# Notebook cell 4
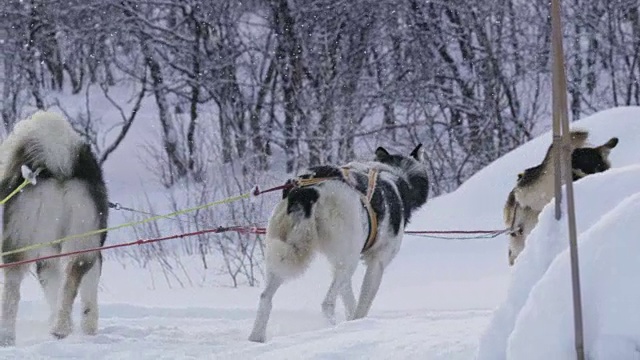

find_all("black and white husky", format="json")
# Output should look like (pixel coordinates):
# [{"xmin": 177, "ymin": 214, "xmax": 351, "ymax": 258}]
[
  {"xmin": 504, "ymin": 130, "xmax": 618, "ymax": 266},
  {"xmin": 249, "ymin": 145, "xmax": 429, "ymax": 343},
  {"xmin": 0, "ymin": 111, "xmax": 108, "ymax": 345}
]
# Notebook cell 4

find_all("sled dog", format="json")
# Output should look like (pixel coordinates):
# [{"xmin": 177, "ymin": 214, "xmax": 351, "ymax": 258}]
[
  {"xmin": 0, "ymin": 111, "xmax": 108, "ymax": 345},
  {"xmin": 248, "ymin": 144, "xmax": 430, "ymax": 342},
  {"xmin": 504, "ymin": 130, "xmax": 618, "ymax": 265}
]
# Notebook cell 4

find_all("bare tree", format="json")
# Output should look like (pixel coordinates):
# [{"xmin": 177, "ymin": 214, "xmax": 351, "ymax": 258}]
[{"xmin": 3, "ymin": 0, "xmax": 640, "ymax": 283}]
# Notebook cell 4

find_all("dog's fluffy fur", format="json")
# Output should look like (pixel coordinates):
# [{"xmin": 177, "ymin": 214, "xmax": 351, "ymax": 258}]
[
  {"xmin": 504, "ymin": 130, "xmax": 618, "ymax": 266},
  {"xmin": 248, "ymin": 145, "xmax": 429, "ymax": 343},
  {"xmin": 0, "ymin": 111, "xmax": 108, "ymax": 346}
]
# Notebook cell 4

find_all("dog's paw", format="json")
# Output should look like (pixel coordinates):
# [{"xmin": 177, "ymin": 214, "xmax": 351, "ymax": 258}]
[
  {"xmin": 324, "ymin": 314, "xmax": 337, "ymax": 326},
  {"xmin": 50, "ymin": 317, "xmax": 73, "ymax": 340},
  {"xmin": 248, "ymin": 332, "xmax": 266, "ymax": 343},
  {"xmin": 81, "ymin": 321, "xmax": 98, "ymax": 336},
  {"xmin": 344, "ymin": 311, "xmax": 355, "ymax": 321},
  {"xmin": 321, "ymin": 302, "xmax": 337, "ymax": 325},
  {"xmin": 0, "ymin": 330, "xmax": 15, "ymax": 347},
  {"xmin": 81, "ymin": 309, "xmax": 99, "ymax": 336}
]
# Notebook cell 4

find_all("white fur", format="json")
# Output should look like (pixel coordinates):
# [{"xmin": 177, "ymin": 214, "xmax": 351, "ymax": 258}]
[
  {"xmin": 0, "ymin": 110, "xmax": 83, "ymax": 180},
  {"xmin": 514, "ymin": 172, "xmax": 555, "ymax": 212},
  {"xmin": 0, "ymin": 111, "xmax": 102, "ymax": 346},
  {"xmin": 506, "ymin": 204, "xmax": 539, "ymax": 265},
  {"xmin": 249, "ymin": 174, "xmax": 405, "ymax": 343},
  {"xmin": 506, "ymin": 130, "xmax": 618, "ymax": 266}
]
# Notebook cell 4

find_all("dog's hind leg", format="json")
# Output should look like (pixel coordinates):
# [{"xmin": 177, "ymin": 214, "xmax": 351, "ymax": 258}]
[
  {"xmin": 0, "ymin": 261, "xmax": 27, "ymax": 346},
  {"xmin": 353, "ymin": 258, "xmax": 384, "ymax": 320},
  {"xmin": 340, "ymin": 280, "xmax": 357, "ymax": 321},
  {"xmin": 322, "ymin": 262, "xmax": 358, "ymax": 324},
  {"xmin": 79, "ymin": 254, "xmax": 101, "ymax": 335},
  {"xmin": 36, "ymin": 259, "xmax": 62, "ymax": 326},
  {"xmin": 248, "ymin": 271, "xmax": 283, "ymax": 343},
  {"xmin": 51, "ymin": 256, "xmax": 95, "ymax": 339}
]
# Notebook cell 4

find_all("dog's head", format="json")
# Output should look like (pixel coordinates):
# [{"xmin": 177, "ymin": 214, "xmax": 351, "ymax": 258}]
[
  {"xmin": 375, "ymin": 143, "xmax": 430, "ymax": 206},
  {"xmin": 375, "ymin": 144, "xmax": 427, "ymax": 172},
  {"xmin": 571, "ymin": 137, "xmax": 618, "ymax": 179}
]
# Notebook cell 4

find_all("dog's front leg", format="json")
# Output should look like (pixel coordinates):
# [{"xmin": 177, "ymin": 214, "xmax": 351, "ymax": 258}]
[{"xmin": 248, "ymin": 272, "xmax": 283, "ymax": 343}]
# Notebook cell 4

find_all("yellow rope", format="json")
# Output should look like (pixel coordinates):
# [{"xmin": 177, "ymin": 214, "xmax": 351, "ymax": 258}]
[
  {"xmin": 296, "ymin": 177, "xmax": 332, "ymax": 187},
  {"xmin": 0, "ymin": 179, "xmax": 30, "ymax": 205},
  {"xmin": 361, "ymin": 168, "xmax": 380, "ymax": 252},
  {"xmin": 0, "ymin": 191, "xmax": 252, "ymax": 258},
  {"xmin": 1, "ymin": 174, "xmax": 346, "ymax": 258}
]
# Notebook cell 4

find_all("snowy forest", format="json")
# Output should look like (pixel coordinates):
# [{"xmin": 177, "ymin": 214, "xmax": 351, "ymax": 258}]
[
  {"xmin": 2, "ymin": 0, "xmax": 640, "ymax": 192},
  {"xmin": 1, "ymin": 0, "xmax": 639, "ymax": 285}
]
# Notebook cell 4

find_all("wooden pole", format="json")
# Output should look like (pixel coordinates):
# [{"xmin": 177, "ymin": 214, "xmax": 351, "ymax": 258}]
[{"xmin": 550, "ymin": 0, "xmax": 585, "ymax": 359}]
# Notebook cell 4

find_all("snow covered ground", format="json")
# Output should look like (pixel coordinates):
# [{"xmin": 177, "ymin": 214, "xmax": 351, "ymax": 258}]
[{"xmin": 1, "ymin": 106, "xmax": 639, "ymax": 358}]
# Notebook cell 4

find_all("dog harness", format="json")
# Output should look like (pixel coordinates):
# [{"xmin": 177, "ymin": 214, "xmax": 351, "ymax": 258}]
[
  {"xmin": 288, "ymin": 167, "xmax": 380, "ymax": 253},
  {"xmin": 340, "ymin": 167, "xmax": 380, "ymax": 253}
]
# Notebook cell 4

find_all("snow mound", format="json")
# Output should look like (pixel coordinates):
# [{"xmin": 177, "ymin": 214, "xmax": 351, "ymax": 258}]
[
  {"xmin": 508, "ymin": 190, "xmax": 640, "ymax": 359},
  {"xmin": 476, "ymin": 165, "xmax": 640, "ymax": 359},
  {"xmin": 476, "ymin": 157, "xmax": 640, "ymax": 356}
]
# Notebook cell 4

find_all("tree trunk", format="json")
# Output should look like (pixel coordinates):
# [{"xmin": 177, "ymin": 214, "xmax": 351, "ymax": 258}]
[
  {"xmin": 121, "ymin": 1, "xmax": 188, "ymax": 182},
  {"xmin": 187, "ymin": 14, "xmax": 202, "ymax": 175},
  {"xmin": 272, "ymin": 0, "xmax": 302, "ymax": 173},
  {"xmin": 250, "ymin": 59, "xmax": 275, "ymax": 170}
]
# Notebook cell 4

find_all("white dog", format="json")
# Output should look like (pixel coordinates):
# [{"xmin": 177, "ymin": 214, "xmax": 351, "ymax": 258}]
[
  {"xmin": 249, "ymin": 145, "xmax": 430, "ymax": 342},
  {"xmin": 504, "ymin": 130, "xmax": 618, "ymax": 265},
  {"xmin": 0, "ymin": 111, "xmax": 109, "ymax": 345}
]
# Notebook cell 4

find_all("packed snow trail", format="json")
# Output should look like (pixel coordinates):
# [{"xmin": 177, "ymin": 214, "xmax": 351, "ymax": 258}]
[{"xmin": 1, "ymin": 297, "xmax": 490, "ymax": 359}]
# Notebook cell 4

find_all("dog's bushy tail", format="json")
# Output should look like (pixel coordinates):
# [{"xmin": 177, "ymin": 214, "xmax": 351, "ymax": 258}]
[
  {"xmin": 286, "ymin": 187, "xmax": 320, "ymax": 220},
  {"xmin": 265, "ymin": 187, "xmax": 320, "ymax": 279},
  {"xmin": 541, "ymin": 129, "xmax": 589, "ymax": 164},
  {"xmin": 0, "ymin": 111, "xmax": 82, "ymax": 182}
]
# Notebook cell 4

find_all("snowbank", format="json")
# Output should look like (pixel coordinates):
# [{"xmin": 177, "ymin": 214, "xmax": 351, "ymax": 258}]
[
  {"xmin": 476, "ymin": 165, "xmax": 640, "ymax": 359},
  {"xmin": 476, "ymin": 106, "xmax": 640, "ymax": 360},
  {"xmin": 506, "ymin": 190, "xmax": 640, "ymax": 359}
]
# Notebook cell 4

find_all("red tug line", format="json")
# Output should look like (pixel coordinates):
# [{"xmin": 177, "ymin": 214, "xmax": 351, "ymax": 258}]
[
  {"xmin": 0, "ymin": 226, "xmax": 507, "ymax": 270},
  {"xmin": 0, "ymin": 174, "xmax": 506, "ymax": 269}
]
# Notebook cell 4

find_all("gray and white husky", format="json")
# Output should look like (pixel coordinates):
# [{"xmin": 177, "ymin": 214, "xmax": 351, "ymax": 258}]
[
  {"xmin": 504, "ymin": 130, "xmax": 618, "ymax": 266},
  {"xmin": 249, "ymin": 145, "xmax": 429, "ymax": 343},
  {"xmin": 0, "ymin": 111, "xmax": 108, "ymax": 345}
]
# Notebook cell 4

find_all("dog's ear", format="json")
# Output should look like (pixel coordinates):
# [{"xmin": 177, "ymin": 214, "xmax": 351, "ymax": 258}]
[
  {"xmin": 603, "ymin": 137, "xmax": 618, "ymax": 149},
  {"xmin": 597, "ymin": 137, "xmax": 619, "ymax": 158},
  {"xmin": 410, "ymin": 143, "xmax": 424, "ymax": 162},
  {"xmin": 569, "ymin": 129, "xmax": 589, "ymax": 149},
  {"xmin": 375, "ymin": 147, "xmax": 391, "ymax": 161}
]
